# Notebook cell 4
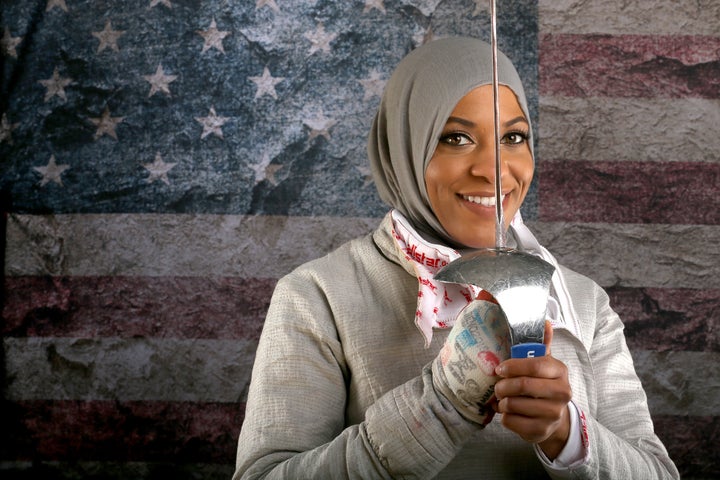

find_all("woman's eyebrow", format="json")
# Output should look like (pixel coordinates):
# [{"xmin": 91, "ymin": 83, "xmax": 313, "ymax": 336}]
[
  {"xmin": 505, "ymin": 115, "xmax": 528, "ymax": 128},
  {"xmin": 446, "ymin": 116, "xmax": 476, "ymax": 127},
  {"xmin": 445, "ymin": 115, "xmax": 528, "ymax": 128}
]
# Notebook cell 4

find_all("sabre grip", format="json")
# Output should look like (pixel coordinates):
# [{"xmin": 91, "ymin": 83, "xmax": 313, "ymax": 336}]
[{"xmin": 511, "ymin": 343, "xmax": 546, "ymax": 359}]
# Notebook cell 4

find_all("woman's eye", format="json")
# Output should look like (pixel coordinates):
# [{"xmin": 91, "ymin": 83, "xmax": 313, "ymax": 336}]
[
  {"xmin": 502, "ymin": 131, "xmax": 527, "ymax": 145},
  {"xmin": 440, "ymin": 133, "xmax": 472, "ymax": 146}
]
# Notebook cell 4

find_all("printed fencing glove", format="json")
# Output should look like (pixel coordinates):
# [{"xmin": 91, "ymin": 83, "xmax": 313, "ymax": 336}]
[{"xmin": 432, "ymin": 298, "xmax": 511, "ymax": 424}]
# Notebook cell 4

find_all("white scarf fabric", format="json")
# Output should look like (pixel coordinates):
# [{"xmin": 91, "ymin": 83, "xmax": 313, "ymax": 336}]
[{"xmin": 390, "ymin": 210, "xmax": 480, "ymax": 347}]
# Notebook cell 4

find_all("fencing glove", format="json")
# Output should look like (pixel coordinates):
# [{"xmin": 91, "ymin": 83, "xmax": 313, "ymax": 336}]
[{"xmin": 432, "ymin": 297, "xmax": 510, "ymax": 424}]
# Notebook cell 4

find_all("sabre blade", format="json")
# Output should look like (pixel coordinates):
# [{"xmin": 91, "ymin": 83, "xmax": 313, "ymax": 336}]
[{"xmin": 490, "ymin": 0, "xmax": 505, "ymax": 248}]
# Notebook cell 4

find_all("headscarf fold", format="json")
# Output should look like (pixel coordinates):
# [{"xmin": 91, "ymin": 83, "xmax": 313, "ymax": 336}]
[{"xmin": 368, "ymin": 36, "xmax": 533, "ymax": 246}]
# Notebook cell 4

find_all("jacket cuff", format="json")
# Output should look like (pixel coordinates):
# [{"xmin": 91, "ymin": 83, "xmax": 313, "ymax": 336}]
[{"xmin": 535, "ymin": 401, "xmax": 590, "ymax": 476}]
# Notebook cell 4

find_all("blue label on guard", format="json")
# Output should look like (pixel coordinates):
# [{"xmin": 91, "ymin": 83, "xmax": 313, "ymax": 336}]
[{"xmin": 511, "ymin": 343, "xmax": 546, "ymax": 359}]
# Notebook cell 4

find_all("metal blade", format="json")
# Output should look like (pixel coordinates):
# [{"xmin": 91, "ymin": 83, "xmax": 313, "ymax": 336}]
[{"xmin": 490, "ymin": 0, "xmax": 505, "ymax": 248}]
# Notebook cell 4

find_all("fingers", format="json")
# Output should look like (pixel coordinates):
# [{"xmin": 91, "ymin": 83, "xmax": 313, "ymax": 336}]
[
  {"xmin": 496, "ymin": 399, "xmax": 569, "ymax": 445},
  {"xmin": 495, "ymin": 354, "xmax": 567, "ymax": 381},
  {"xmin": 493, "ymin": 370, "xmax": 572, "ymax": 445},
  {"xmin": 496, "ymin": 396, "xmax": 565, "ymax": 416},
  {"xmin": 494, "ymin": 373, "xmax": 572, "ymax": 402}
]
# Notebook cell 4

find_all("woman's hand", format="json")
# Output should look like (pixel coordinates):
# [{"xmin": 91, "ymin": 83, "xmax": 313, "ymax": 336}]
[{"xmin": 492, "ymin": 321, "xmax": 572, "ymax": 460}]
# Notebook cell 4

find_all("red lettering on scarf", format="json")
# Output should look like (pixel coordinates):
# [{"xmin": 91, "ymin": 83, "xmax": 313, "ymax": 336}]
[
  {"xmin": 579, "ymin": 410, "xmax": 589, "ymax": 448},
  {"xmin": 405, "ymin": 243, "xmax": 449, "ymax": 269},
  {"xmin": 419, "ymin": 277, "xmax": 438, "ymax": 294}
]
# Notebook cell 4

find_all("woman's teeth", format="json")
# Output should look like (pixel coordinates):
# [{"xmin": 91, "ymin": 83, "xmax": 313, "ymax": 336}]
[{"xmin": 463, "ymin": 194, "xmax": 505, "ymax": 207}]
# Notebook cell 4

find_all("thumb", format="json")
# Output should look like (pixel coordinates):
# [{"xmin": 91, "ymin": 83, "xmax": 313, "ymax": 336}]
[{"xmin": 544, "ymin": 320, "xmax": 553, "ymax": 356}]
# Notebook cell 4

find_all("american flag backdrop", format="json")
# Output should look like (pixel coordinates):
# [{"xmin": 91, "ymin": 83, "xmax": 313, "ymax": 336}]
[{"xmin": 1, "ymin": 0, "xmax": 718, "ymax": 478}]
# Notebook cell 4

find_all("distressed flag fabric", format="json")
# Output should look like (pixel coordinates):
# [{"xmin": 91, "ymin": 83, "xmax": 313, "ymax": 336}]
[{"xmin": 1, "ymin": 0, "xmax": 718, "ymax": 478}]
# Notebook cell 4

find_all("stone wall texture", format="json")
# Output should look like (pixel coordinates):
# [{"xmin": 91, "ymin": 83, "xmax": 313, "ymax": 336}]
[{"xmin": 1, "ymin": 0, "xmax": 718, "ymax": 478}]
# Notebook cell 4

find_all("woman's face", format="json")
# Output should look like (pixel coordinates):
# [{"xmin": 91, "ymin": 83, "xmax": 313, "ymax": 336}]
[{"xmin": 425, "ymin": 85, "xmax": 534, "ymax": 249}]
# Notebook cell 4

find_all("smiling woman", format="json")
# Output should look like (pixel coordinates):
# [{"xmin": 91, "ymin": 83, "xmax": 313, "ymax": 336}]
[
  {"xmin": 233, "ymin": 37, "xmax": 679, "ymax": 479},
  {"xmin": 426, "ymin": 85, "xmax": 534, "ymax": 249}
]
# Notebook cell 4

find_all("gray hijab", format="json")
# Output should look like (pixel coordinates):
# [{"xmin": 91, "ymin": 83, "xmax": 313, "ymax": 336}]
[{"xmin": 368, "ymin": 36, "xmax": 533, "ymax": 245}]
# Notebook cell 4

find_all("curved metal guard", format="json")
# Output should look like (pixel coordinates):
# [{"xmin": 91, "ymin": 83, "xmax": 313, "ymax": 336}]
[{"xmin": 435, "ymin": 248, "xmax": 555, "ymax": 349}]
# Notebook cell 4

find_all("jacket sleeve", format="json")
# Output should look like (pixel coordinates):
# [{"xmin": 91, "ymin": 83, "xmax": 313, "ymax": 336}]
[
  {"xmin": 232, "ymin": 269, "xmax": 481, "ymax": 480},
  {"xmin": 544, "ymin": 279, "xmax": 679, "ymax": 479}
]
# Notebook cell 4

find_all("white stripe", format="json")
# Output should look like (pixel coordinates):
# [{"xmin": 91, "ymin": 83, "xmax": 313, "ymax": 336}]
[
  {"xmin": 5, "ymin": 336, "xmax": 717, "ymax": 415},
  {"xmin": 4, "ymin": 337, "xmax": 257, "ymax": 403},
  {"xmin": 539, "ymin": 97, "xmax": 720, "ymax": 163},
  {"xmin": 527, "ymin": 221, "xmax": 720, "ymax": 290},
  {"xmin": 7, "ymin": 214, "xmax": 718, "ymax": 289},
  {"xmin": 632, "ymin": 350, "xmax": 720, "ymax": 416},
  {"xmin": 539, "ymin": 0, "xmax": 720, "ymax": 35},
  {"xmin": 5, "ymin": 213, "xmax": 380, "ymax": 278}
]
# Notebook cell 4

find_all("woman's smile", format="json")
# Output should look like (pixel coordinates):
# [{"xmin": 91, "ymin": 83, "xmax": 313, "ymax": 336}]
[{"xmin": 460, "ymin": 193, "xmax": 506, "ymax": 208}]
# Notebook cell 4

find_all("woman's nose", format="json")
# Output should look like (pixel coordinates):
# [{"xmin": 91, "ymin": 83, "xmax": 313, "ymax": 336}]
[{"xmin": 469, "ymin": 144, "xmax": 508, "ymax": 181}]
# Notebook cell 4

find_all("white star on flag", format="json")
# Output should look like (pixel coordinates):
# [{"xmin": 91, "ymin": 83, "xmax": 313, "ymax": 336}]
[
  {"xmin": 92, "ymin": 20, "xmax": 125, "ymax": 53},
  {"xmin": 46, "ymin": 0, "xmax": 69, "ymax": 12},
  {"xmin": 256, "ymin": 0, "xmax": 280, "ymax": 13},
  {"xmin": 197, "ymin": 19, "xmax": 230, "ymax": 54},
  {"xmin": 1, "ymin": 27, "xmax": 23, "ymax": 58},
  {"xmin": 263, "ymin": 164, "xmax": 283, "ymax": 186},
  {"xmin": 251, "ymin": 152, "xmax": 282, "ymax": 186},
  {"xmin": 471, "ymin": 0, "xmax": 489, "ymax": 17},
  {"xmin": 149, "ymin": 0, "xmax": 172, "ymax": 8},
  {"xmin": 356, "ymin": 165, "xmax": 374, "ymax": 188},
  {"xmin": 38, "ymin": 67, "xmax": 73, "ymax": 102},
  {"xmin": 249, "ymin": 67, "xmax": 284, "ymax": 100},
  {"xmin": 363, "ymin": 0, "xmax": 386, "ymax": 14},
  {"xmin": 1, "ymin": 113, "xmax": 19, "ymax": 145},
  {"xmin": 414, "ymin": 26, "xmax": 437, "ymax": 47},
  {"xmin": 195, "ymin": 106, "xmax": 230, "ymax": 139},
  {"xmin": 34, "ymin": 155, "xmax": 70, "ymax": 187},
  {"xmin": 304, "ymin": 110, "xmax": 337, "ymax": 141},
  {"xmin": 144, "ymin": 153, "xmax": 177, "ymax": 185},
  {"xmin": 358, "ymin": 69, "xmax": 386, "ymax": 101},
  {"xmin": 144, "ymin": 64, "xmax": 177, "ymax": 97},
  {"xmin": 304, "ymin": 23, "xmax": 337, "ymax": 56},
  {"xmin": 89, "ymin": 107, "xmax": 124, "ymax": 140}
]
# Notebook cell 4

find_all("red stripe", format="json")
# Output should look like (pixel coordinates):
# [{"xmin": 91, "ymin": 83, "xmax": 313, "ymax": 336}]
[
  {"xmin": 540, "ymin": 34, "xmax": 720, "ymax": 98},
  {"xmin": 538, "ymin": 160, "xmax": 720, "ymax": 225},
  {"xmin": 1, "ymin": 400, "xmax": 243, "ymax": 463},
  {"xmin": 5, "ymin": 277, "xmax": 719, "ymax": 352},
  {"xmin": 607, "ymin": 287, "xmax": 720, "ymax": 352},
  {"xmin": 2, "ymin": 276, "xmax": 275, "ymax": 339},
  {"xmin": 653, "ymin": 415, "xmax": 720, "ymax": 478},
  {"xmin": 0, "ymin": 400, "xmax": 713, "ymax": 477}
]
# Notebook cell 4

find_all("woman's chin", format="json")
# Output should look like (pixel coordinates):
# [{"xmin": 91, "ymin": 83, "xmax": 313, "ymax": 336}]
[{"xmin": 451, "ymin": 233, "xmax": 497, "ymax": 250}]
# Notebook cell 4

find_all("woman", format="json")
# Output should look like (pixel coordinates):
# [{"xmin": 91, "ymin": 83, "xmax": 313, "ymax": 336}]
[{"xmin": 233, "ymin": 37, "xmax": 678, "ymax": 479}]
